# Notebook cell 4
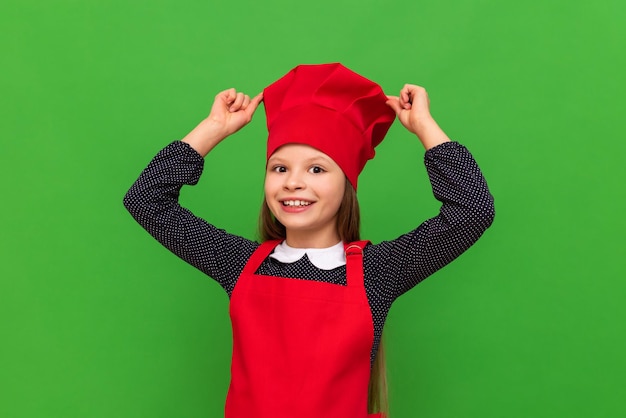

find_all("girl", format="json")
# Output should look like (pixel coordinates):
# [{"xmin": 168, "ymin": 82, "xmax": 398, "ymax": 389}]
[{"xmin": 124, "ymin": 63, "xmax": 495, "ymax": 418}]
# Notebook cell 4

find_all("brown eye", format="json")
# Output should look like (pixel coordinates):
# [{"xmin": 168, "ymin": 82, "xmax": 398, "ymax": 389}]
[{"xmin": 309, "ymin": 166, "xmax": 325, "ymax": 174}]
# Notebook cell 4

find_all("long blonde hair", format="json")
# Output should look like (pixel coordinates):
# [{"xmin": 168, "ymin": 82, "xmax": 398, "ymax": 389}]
[{"xmin": 259, "ymin": 177, "xmax": 389, "ymax": 416}]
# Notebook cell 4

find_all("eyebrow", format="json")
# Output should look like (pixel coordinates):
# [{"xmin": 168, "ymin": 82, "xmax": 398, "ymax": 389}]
[{"xmin": 267, "ymin": 155, "xmax": 333, "ymax": 165}]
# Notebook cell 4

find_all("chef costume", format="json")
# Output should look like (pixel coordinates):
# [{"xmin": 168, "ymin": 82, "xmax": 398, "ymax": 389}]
[{"xmin": 225, "ymin": 63, "xmax": 396, "ymax": 418}]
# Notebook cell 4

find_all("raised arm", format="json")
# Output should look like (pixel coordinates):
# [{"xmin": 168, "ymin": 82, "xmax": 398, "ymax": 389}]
[
  {"xmin": 373, "ymin": 85, "xmax": 495, "ymax": 297},
  {"xmin": 123, "ymin": 89, "xmax": 263, "ymax": 296}
]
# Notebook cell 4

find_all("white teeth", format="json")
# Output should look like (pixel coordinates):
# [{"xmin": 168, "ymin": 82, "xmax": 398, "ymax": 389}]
[{"xmin": 283, "ymin": 200, "xmax": 311, "ymax": 207}]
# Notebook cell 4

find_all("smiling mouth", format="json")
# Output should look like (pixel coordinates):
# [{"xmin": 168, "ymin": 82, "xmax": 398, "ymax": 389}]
[{"xmin": 281, "ymin": 200, "xmax": 312, "ymax": 207}]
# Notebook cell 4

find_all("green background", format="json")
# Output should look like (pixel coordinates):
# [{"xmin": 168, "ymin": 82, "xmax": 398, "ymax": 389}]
[{"xmin": 1, "ymin": 0, "xmax": 624, "ymax": 417}]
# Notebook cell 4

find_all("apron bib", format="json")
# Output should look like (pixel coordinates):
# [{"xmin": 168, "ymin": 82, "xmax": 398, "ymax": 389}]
[{"xmin": 226, "ymin": 240, "xmax": 381, "ymax": 418}]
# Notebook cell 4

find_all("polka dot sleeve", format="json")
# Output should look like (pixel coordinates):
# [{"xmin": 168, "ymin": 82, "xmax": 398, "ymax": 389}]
[
  {"xmin": 369, "ymin": 141, "xmax": 495, "ymax": 298},
  {"xmin": 123, "ymin": 141, "xmax": 259, "ymax": 294}
]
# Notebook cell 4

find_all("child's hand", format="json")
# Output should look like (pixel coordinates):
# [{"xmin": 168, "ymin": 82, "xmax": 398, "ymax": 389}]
[
  {"xmin": 386, "ymin": 84, "xmax": 450, "ymax": 150},
  {"xmin": 385, "ymin": 84, "xmax": 432, "ymax": 136},
  {"xmin": 207, "ymin": 88, "xmax": 264, "ymax": 137},
  {"xmin": 182, "ymin": 89, "xmax": 263, "ymax": 157}
]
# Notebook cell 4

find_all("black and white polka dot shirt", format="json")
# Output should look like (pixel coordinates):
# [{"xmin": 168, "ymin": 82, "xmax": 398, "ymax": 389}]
[{"xmin": 124, "ymin": 141, "xmax": 495, "ymax": 365}]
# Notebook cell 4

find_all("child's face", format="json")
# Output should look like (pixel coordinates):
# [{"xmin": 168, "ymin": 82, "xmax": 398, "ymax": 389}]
[{"xmin": 265, "ymin": 144, "xmax": 346, "ymax": 247}]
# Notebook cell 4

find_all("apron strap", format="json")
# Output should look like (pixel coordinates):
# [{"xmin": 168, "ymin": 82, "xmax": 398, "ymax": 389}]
[
  {"xmin": 344, "ymin": 240, "xmax": 369, "ymax": 288},
  {"xmin": 242, "ymin": 240, "xmax": 281, "ymax": 275},
  {"xmin": 245, "ymin": 240, "xmax": 369, "ymax": 288}
]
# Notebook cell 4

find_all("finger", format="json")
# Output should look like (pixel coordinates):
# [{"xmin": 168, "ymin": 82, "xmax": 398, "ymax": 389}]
[
  {"xmin": 222, "ymin": 88, "xmax": 237, "ymax": 105},
  {"xmin": 241, "ymin": 94, "xmax": 251, "ymax": 109},
  {"xmin": 400, "ymin": 86, "xmax": 412, "ymax": 109},
  {"xmin": 241, "ymin": 92, "xmax": 264, "ymax": 120},
  {"xmin": 229, "ymin": 92, "xmax": 246, "ymax": 111},
  {"xmin": 403, "ymin": 83, "xmax": 421, "ymax": 92},
  {"xmin": 385, "ymin": 96, "xmax": 403, "ymax": 115},
  {"xmin": 406, "ymin": 84, "xmax": 427, "ymax": 98},
  {"xmin": 245, "ymin": 92, "xmax": 264, "ymax": 114}
]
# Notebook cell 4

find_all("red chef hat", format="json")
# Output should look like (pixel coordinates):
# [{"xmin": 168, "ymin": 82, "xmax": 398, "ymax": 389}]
[{"xmin": 263, "ymin": 63, "xmax": 396, "ymax": 190}]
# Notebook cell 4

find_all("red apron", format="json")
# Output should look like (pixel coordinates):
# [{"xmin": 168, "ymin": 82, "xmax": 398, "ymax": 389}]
[{"xmin": 225, "ymin": 240, "xmax": 382, "ymax": 418}]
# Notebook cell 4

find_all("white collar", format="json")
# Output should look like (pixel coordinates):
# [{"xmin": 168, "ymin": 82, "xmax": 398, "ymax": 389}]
[{"xmin": 269, "ymin": 240, "xmax": 346, "ymax": 270}]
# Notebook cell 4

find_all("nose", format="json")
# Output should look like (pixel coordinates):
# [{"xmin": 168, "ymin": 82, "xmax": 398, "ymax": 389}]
[{"xmin": 283, "ymin": 171, "xmax": 305, "ymax": 191}]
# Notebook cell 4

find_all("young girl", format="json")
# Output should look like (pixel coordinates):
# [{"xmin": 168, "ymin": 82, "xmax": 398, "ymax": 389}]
[{"xmin": 124, "ymin": 63, "xmax": 495, "ymax": 418}]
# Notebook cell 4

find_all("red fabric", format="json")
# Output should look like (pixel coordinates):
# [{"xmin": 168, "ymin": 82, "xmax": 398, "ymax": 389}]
[
  {"xmin": 225, "ymin": 240, "xmax": 381, "ymax": 418},
  {"xmin": 263, "ymin": 63, "xmax": 396, "ymax": 190}
]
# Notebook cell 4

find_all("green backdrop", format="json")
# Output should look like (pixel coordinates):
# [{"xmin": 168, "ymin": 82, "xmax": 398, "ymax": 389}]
[{"xmin": 1, "ymin": 0, "xmax": 624, "ymax": 417}]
